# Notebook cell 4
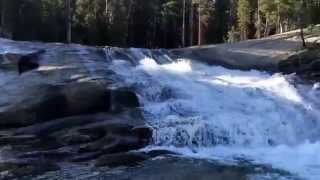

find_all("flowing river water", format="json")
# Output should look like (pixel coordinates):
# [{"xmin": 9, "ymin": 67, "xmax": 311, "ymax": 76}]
[{"xmin": 105, "ymin": 48, "xmax": 320, "ymax": 180}]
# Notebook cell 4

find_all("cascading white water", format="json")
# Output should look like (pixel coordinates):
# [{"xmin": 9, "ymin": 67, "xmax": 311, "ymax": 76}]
[{"xmin": 107, "ymin": 48, "xmax": 320, "ymax": 180}]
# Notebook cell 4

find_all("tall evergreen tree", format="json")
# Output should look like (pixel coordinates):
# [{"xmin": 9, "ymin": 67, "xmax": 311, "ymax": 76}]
[
  {"xmin": 67, "ymin": 0, "xmax": 72, "ymax": 43},
  {"xmin": 209, "ymin": 0, "xmax": 231, "ymax": 43},
  {"xmin": 182, "ymin": 0, "xmax": 186, "ymax": 47},
  {"xmin": 0, "ymin": 0, "xmax": 319, "ymax": 47},
  {"xmin": 189, "ymin": 0, "xmax": 194, "ymax": 46},
  {"xmin": 238, "ymin": 0, "xmax": 251, "ymax": 40}
]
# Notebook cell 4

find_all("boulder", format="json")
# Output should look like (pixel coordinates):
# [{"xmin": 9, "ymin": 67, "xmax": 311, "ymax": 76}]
[
  {"xmin": 0, "ymin": 84, "xmax": 68, "ymax": 128},
  {"xmin": 0, "ymin": 135, "xmax": 37, "ymax": 145},
  {"xmin": 0, "ymin": 39, "xmax": 116, "ymax": 128},
  {"xmin": 61, "ymin": 81, "xmax": 111, "ymax": 115},
  {"xmin": 95, "ymin": 152, "xmax": 149, "ymax": 167},
  {"xmin": 0, "ymin": 53, "xmax": 21, "ymax": 71},
  {"xmin": 78, "ymin": 124, "xmax": 151, "ymax": 154},
  {"xmin": 308, "ymin": 59, "xmax": 320, "ymax": 71},
  {"xmin": 7, "ymin": 112, "xmax": 152, "ymax": 162},
  {"xmin": 18, "ymin": 50, "xmax": 45, "ymax": 74},
  {"xmin": 110, "ymin": 88, "xmax": 140, "ymax": 113},
  {"xmin": 17, "ymin": 150, "xmax": 72, "ymax": 161},
  {"xmin": 0, "ymin": 161, "xmax": 59, "ymax": 179},
  {"xmin": 278, "ymin": 49, "xmax": 320, "ymax": 75},
  {"xmin": 0, "ymin": 38, "xmax": 155, "ymax": 178}
]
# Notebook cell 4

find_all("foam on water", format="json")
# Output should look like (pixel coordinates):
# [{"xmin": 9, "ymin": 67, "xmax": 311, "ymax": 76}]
[
  {"xmin": 143, "ymin": 142, "xmax": 320, "ymax": 180},
  {"xmin": 109, "ymin": 48, "xmax": 320, "ymax": 180}
]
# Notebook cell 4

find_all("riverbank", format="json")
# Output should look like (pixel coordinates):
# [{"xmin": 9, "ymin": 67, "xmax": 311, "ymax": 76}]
[{"xmin": 172, "ymin": 26, "xmax": 320, "ymax": 72}]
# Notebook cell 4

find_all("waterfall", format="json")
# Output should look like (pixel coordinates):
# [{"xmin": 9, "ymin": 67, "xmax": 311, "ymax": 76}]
[{"xmin": 105, "ymin": 47, "xmax": 320, "ymax": 179}]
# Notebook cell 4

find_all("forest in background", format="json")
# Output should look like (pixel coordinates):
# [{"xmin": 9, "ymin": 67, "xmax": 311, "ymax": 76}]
[{"xmin": 0, "ymin": 0, "xmax": 320, "ymax": 48}]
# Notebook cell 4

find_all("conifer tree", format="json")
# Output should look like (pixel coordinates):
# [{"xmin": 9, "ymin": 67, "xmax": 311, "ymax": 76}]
[{"xmin": 238, "ymin": 0, "xmax": 251, "ymax": 40}]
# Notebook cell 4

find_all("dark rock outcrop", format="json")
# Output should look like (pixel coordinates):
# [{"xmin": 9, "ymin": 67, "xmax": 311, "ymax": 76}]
[
  {"xmin": 18, "ymin": 50, "xmax": 45, "ymax": 74},
  {"xmin": 0, "ymin": 38, "xmax": 143, "ymax": 128},
  {"xmin": 110, "ymin": 88, "xmax": 140, "ymax": 112},
  {"xmin": 278, "ymin": 49, "xmax": 320, "ymax": 80},
  {"xmin": 0, "ymin": 38, "xmax": 154, "ymax": 178},
  {"xmin": 0, "ymin": 161, "xmax": 60, "ymax": 179},
  {"xmin": 95, "ymin": 152, "xmax": 149, "ymax": 167}
]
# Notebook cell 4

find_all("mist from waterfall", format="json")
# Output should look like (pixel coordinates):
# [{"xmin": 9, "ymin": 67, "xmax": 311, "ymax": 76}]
[{"xmin": 107, "ymin": 48, "xmax": 320, "ymax": 180}]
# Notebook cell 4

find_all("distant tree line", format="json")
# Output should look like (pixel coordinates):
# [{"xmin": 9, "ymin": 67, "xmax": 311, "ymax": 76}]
[{"xmin": 0, "ymin": 0, "xmax": 319, "ymax": 48}]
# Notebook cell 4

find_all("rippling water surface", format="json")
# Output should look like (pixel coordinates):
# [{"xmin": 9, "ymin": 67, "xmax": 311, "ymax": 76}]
[{"xmin": 109, "ymin": 48, "xmax": 320, "ymax": 180}]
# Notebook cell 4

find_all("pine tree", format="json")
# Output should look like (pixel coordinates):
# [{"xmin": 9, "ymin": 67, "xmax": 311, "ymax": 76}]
[
  {"xmin": 0, "ymin": 0, "xmax": 5, "ymax": 36},
  {"xmin": 198, "ymin": 0, "xmax": 202, "ymax": 45},
  {"xmin": 257, "ymin": 0, "xmax": 261, "ymax": 38},
  {"xmin": 0, "ymin": 0, "xmax": 319, "ymax": 47},
  {"xmin": 211, "ymin": 0, "xmax": 231, "ymax": 43},
  {"xmin": 299, "ymin": 0, "xmax": 307, "ymax": 48},
  {"xmin": 189, "ymin": 0, "xmax": 194, "ymax": 46},
  {"xmin": 67, "ymin": 0, "xmax": 72, "ymax": 43},
  {"xmin": 182, "ymin": 0, "xmax": 186, "ymax": 47},
  {"xmin": 238, "ymin": 0, "xmax": 251, "ymax": 40}
]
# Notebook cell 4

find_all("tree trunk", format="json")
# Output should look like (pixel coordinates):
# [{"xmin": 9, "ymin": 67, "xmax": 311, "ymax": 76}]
[
  {"xmin": 264, "ymin": 17, "xmax": 268, "ymax": 37},
  {"xmin": 163, "ymin": 14, "xmax": 168, "ymax": 48},
  {"xmin": 0, "ymin": 0, "xmax": 6, "ymax": 35},
  {"xmin": 198, "ymin": 0, "xmax": 202, "ymax": 46},
  {"xmin": 277, "ymin": 2, "xmax": 281, "ymax": 34},
  {"xmin": 189, "ymin": 0, "xmax": 194, "ymax": 46},
  {"xmin": 106, "ymin": 0, "xmax": 110, "ymax": 24},
  {"xmin": 300, "ymin": 0, "xmax": 306, "ymax": 48},
  {"xmin": 182, "ymin": 0, "xmax": 186, "ymax": 47},
  {"xmin": 126, "ymin": 0, "xmax": 134, "ymax": 46},
  {"xmin": 280, "ymin": 22, "xmax": 283, "ymax": 33},
  {"xmin": 242, "ymin": 28, "xmax": 247, "ymax": 40},
  {"xmin": 300, "ymin": 25, "xmax": 306, "ymax": 48},
  {"xmin": 257, "ymin": 0, "xmax": 261, "ymax": 38},
  {"xmin": 67, "ymin": 0, "xmax": 72, "ymax": 43},
  {"xmin": 285, "ymin": 18, "xmax": 289, "ymax": 32},
  {"xmin": 105, "ymin": 0, "xmax": 108, "ymax": 16}
]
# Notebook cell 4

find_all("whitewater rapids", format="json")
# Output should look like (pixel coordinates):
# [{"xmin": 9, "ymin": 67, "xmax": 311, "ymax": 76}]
[{"xmin": 108, "ymin": 48, "xmax": 320, "ymax": 180}]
